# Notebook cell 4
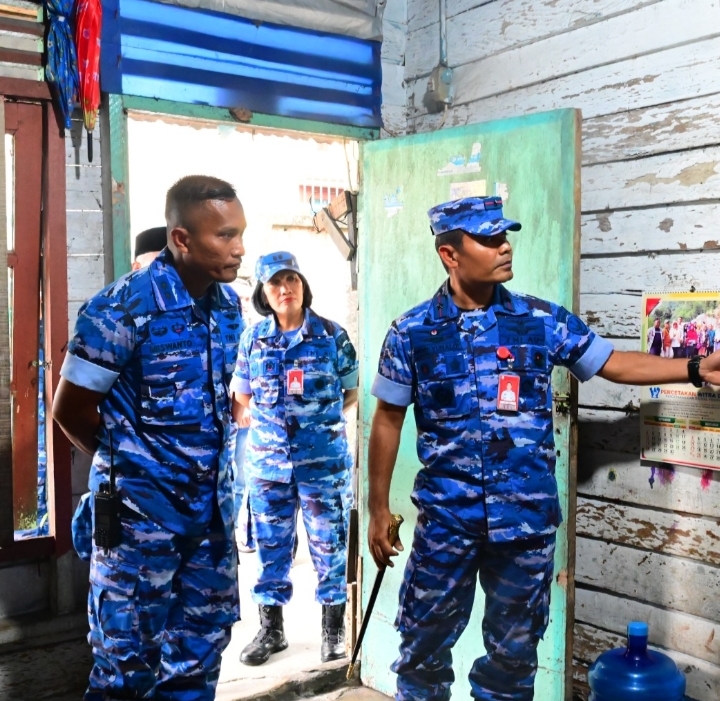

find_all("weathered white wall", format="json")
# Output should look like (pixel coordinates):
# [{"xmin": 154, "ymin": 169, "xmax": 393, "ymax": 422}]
[
  {"xmin": 397, "ymin": 1, "xmax": 720, "ymax": 699},
  {"xmin": 381, "ymin": 0, "xmax": 408, "ymax": 136},
  {"xmin": 66, "ymin": 111, "xmax": 106, "ymax": 612},
  {"xmin": 66, "ymin": 124, "xmax": 106, "ymax": 333}
]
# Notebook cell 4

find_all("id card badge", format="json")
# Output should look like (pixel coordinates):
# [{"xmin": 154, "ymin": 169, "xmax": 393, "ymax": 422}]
[
  {"xmin": 497, "ymin": 373, "xmax": 520, "ymax": 412},
  {"xmin": 287, "ymin": 367, "xmax": 304, "ymax": 395}
]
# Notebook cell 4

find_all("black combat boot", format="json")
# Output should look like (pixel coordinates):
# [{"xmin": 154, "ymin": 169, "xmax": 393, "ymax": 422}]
[
  {"xmin": 321, "ymin": 603, "xmax": 346, "ymax": 662},
  {"xmin": 240, "ymin": 605, "xmax": 288, "ymax": 666}
]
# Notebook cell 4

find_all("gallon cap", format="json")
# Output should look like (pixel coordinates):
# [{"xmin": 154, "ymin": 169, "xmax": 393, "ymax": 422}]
[{"xmin": 628, "ymin": 621, "xmax": 649, "ymax": 637}]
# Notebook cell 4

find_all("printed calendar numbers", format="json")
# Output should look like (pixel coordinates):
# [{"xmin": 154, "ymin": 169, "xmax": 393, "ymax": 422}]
[{"xmin": 642, "ymin": 422, "xmax": 720, "ymax": 468}]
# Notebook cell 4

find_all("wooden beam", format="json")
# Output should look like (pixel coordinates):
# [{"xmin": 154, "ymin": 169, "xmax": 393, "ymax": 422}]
[
  {"xmin": 0, "ymin": 75, "xmax": 48, "ymax": 99},
  {"xmin": 577, "ymin": 449, "xmax": 720, "ymax": 518},
  {"xmin": 576, "ymin": 536, "xmax": 720, "ymax": 621},
  {"xmin": 0, "ymin": 535, "xmax": 54, "ymax": 563},
  {"xmin": 577, "ymin": 496, "xmax": 720, "ymax": 566},
  {"xmin": 327, "ymin": 190, "xmax": 353, "ymax": 220},
  {"xmin": 107, "ymin": 94, "xmax": 131, "ymax": 279},
  {"xmin": 347, "ymin": 192, "xmax": 358, "ymax": 290},
  {"xmin": 122, "ymin": 95, "xmax": 379, "ymax": 142},
  {"xmin": 581, "ymin": 203, "xmax": 720, "ymax": 257},
  {"xmin": 0, "ymin": 48, "xmax": 41, "ymax": 65},
  {"xmin": 582, "ymin": 145, "xmax": 720, "ymax": 212},
  {"xmin": 0, "ymin": 96, "xmax": 11, "ymax": 547},
  {"xmin": 43, "ymin": 100, "xmax": 72, "ymax": 557},
  {"xmin": 0, "ymin": 16, "xmax": 44, "ymax": 36},
  {"xmin": 313, "ymin": 208, "xmax": 355, "ymax": 261},
  {"xmin": 0, "ymin": 2, "xmax": 42, "ymax": 21},
  {"xmin": 10, "ymin": 101, "xmax": 43, "ymax": 529}
]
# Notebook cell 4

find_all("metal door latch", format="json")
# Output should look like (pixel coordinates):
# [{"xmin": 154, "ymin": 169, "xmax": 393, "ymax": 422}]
[{"xmin": 553, "ymin": 393, "xmax": 570, "ymax": 415}]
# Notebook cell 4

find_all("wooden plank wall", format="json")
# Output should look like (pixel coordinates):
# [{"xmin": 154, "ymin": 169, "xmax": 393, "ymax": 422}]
[
  {"xmin": 66, "ymin": 110, "xmax": 104, "ymax": 611},
  {"xmin": 0, "ymin": 0, "xmax": 44, "ymax": 83},
  {"xmin": 381, "ymin": 0, "xmax": 408, "ymax": 136},
  {"xmin": 397, "ymin": 1, "xmax": 720, "ymax": 699}
]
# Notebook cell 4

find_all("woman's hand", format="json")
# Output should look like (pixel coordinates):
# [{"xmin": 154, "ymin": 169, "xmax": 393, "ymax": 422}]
[
  {"xmin": 232, "ymin": 392, "xmax": 252, "ymax": 426},
  {"xmin": 236, "ymin": 405, "xmax": 251, "ymax": 428}
]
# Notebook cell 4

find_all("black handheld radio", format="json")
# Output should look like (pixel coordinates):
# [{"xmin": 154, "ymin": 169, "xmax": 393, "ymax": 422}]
[{"xmin": 93, "ymin": 429, "xmax": 122, "ymax": 549}]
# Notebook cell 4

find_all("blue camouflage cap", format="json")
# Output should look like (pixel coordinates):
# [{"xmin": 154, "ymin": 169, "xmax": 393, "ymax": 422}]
[
  {"xmin": 255, "ymin": 251, "xmax": 302, "ymax": 283},
  {"xmin": 428, "ymin": 196, "xmax": 522, "ymax": 237}
]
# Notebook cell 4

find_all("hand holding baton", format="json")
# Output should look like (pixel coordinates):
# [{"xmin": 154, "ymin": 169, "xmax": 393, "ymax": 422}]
[{"xmin": 347, "ymin": 513, "xmax": 404, "ymax": 680}]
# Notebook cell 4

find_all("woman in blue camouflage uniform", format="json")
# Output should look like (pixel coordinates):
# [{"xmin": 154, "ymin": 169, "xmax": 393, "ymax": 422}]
[{"xmin": 231, "ymin": 251, "xmax": 358, "ymax": 666}]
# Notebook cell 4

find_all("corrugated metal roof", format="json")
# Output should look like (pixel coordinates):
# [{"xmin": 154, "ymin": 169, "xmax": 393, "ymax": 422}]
[{"xmin": 101, "ymin": 0, "xmax": 382, "ymax": 127}]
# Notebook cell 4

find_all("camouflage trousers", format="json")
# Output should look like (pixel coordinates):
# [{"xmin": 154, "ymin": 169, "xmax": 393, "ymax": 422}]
[
  {"xmin": 393, "ymin": 513, "xmax": 556, "ymax": 701},
  {"xmin": 84, "ymin": 507, "xmax": 239, "ymax": 701},
  {"xmin": 248, "ymin": 470, "xmax": 351, "ymax": 606}
]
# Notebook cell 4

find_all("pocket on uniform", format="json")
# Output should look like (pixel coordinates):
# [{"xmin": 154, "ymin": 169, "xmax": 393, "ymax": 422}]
[
  {"xmin": 414, "ymin": 349, "xmax": 473, "ymax": 420},
  {"xmin": 415, "ymin": 378, "xmax": 473, "ymax": 419},
  {"xmin": 71, "ymin": 493, "xmax": 93, "ymax": 561},
  {"xmin": 496, "ymin": 345, "xmax": 550, "ymax": 412},
  {"xmin": 300, "ymin": 370, "xmax": 337, "ymax": 401},
  {"xmin": 140, "ymin": 380, "xmax": 203, "ymax": 427},
  {"xmin": 394, "ymin": 555, "xmax": 418, "ymax": 632},
  {"xmin": 249, "ymin": 350, "xmax": 282, "ymax": 406},
  {"xmin": 251, "ymin": 376, "xmax": 280, "ymax": 405},
  {"xmin": 90, "ymin": 553, "xmax": 140, "ymax": 644},
  {"xmin": 516, "ymin": 373, "xmax": 550, "ymax": 412}
]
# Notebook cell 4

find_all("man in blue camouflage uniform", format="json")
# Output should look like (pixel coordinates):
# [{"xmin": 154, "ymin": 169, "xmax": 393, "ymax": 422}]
[
  {"xmin": 72, "ymin": 225, "xmax": 169, "ymax": 562},
  {"xmin": 367, "ymin": 196, "xmax": 720, "ymax": 701},
  {"xmin": 231, "ymin": 251, "xmax": 358, "ymax": 665},
  {"xmin": 53, "ymin": 175, "xmax": 247, "ymax": 701}
]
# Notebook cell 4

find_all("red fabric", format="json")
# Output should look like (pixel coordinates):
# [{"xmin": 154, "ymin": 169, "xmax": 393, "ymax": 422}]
[{"xmin": 74, "ymin": 0, "xmax": 102, "ymax": 133}]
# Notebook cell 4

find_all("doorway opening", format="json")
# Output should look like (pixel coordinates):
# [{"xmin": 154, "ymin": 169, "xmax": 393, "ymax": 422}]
[{"xmin": 126, "ymin": 111, "xmax": 360, "ymax": 694}]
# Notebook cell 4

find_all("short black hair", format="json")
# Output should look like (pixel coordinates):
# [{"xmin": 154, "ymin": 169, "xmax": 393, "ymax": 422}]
[
  {"xmin": 134, "ymin": 226, "xmax": 167, "ymax": 259},
  {"xmin": 252, "ymin": 274, "xmax": 314, "ymax": 317},
  {"xmin": 434, "ymin": 228, "xmax": 466, "ymax": 272},
  {"xmin": 165, "ymin": 175, "xmax": 238, "ymax": 230}
]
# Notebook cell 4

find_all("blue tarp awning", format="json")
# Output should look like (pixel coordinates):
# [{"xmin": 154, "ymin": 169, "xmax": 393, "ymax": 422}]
[{"xmin": 101, "ymin": 0, "xmax": 382, "ymax": 127}]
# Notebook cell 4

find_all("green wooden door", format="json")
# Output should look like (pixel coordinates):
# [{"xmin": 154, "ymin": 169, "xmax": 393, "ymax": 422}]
[{"xmin": 357, "ymin": 109, "xmax": 581, "ymax": 699}]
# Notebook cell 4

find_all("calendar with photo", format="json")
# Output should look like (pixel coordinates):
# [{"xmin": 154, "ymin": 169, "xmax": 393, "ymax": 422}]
[{"xmin": 640, "ymin": 291, "xmax": 720, "ymax": 471}]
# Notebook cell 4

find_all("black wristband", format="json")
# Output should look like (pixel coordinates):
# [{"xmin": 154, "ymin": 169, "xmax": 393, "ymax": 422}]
[{"xmin": 687, "ymin": 356, "xmax": 703, "ymax": 388}]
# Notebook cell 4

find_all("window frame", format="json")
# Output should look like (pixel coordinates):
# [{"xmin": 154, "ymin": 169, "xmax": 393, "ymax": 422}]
[{"xmin": 0, "ymin": 78, "xmax": 70, "ymax": 563}]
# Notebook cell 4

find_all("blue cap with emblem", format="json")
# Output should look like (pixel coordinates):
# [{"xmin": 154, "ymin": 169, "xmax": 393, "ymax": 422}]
[
  {"xmin": 255, "ymin": 251, "xmax": 302, "ymax": 283},
  {"xmin": 428, "ymin": 196, "xmax": 522, "ymax": 237}
]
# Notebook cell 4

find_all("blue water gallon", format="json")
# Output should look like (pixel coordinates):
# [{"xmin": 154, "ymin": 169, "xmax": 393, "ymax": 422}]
[{"xmin": 588, "ymin": 622, "xmax": 686, "ymax": 701}]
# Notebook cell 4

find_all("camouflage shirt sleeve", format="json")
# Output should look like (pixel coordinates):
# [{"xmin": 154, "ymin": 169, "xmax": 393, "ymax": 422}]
[
  {"xmin": 60, "ymin": 296, "xmax": 136, "ymax": 394},
  {"xmin": 230, "ymin": 325, "xmax": 253, "ymax": 396},
  {"xmin": 370, "ymin": 322, "xmax": 414, "ymax": 406},
  {"xmin": 549, "ymin": 305, "xmax": 614, "ymax": 382},
  {"xmin": 334, "ymin": 326, "xmax": 359, "ymax": 390}
]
